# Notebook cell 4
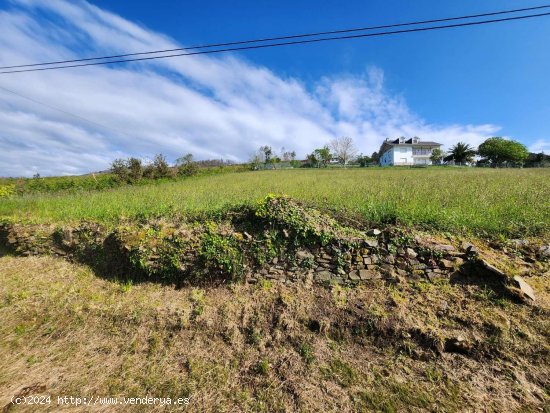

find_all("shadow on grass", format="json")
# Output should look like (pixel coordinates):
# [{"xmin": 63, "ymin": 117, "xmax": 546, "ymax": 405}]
[
  {"xmin": 62, "ymin": 233, "xmax": 234, "ymax": 290},
  {"xmin": 449, "ymin": 261, "xmax": 512, "ymax": 300}
]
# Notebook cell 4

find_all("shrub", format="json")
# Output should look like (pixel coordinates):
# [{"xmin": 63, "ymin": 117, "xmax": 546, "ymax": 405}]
[
  {"xmin": 127, "ymin": 157, "xmax": 143, "ymax": 182},
  {"xmin": 176, "ymin": 153, "xmax": 198, "ymax": 177},
  {"xmin": 111, "ymin": 159, "xmax": 129, "ymax": 182},
  {"xmin": 179, "ymin": 163, "xmax": 198, "ymax": 177},
  {"xmin": 143, "ymin": 164, "xmax": 155, "ymax": 179},
  {"xmin": 200, "ymin": 225, "xmax": 244, "ymax": 279},
  {"xmin": 153, "ymin": 154, "xmax": 172, "ymax": 178}
]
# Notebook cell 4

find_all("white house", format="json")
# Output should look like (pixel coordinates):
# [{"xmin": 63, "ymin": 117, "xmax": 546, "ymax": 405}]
[{"xmin": 379, "ymin": 137, "xmax": 442, "ymax": 166}]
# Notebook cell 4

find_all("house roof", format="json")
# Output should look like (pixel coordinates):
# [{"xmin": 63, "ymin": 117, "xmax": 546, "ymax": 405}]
[
  {"xmin": 389, "ymin": 141, "xmax": 441, "ymax": 146},
  {"xmin": 387, "ymin": 138, "xmax": 441, "ymax": 146}
]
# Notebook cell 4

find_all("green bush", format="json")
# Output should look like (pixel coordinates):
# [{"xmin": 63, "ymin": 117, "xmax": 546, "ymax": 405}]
[
  {"xmin": 178, "ymin": 163, "xmax": 198, "ymax": 177},
  {"xmin": 153, "ymin": 154, "xmax": 173, "ymax": 178},
  {"xmin": 127, "ymin": 157, "xmax": 143, "ymax": 182},
  {"xmin": 111, "ymin": 159, "xmax": 129, "ymax": 182},
  {"xmin": 200, "ymin": 224, "xmax": 244, "ymax": 279}
]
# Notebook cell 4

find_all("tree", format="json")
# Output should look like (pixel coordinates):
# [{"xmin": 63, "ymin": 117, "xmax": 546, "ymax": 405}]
[
  {"xmin": 111, "ymin": 158, "xmax": 129, "ymax": 182},
  {"xmin": 175, "ymin": 153, "xmax": 193, "ymax": 166},
  {"xmin": 477, "ymin": 137, "xmax": 528, "ymax": 166},
  {"xmin": 127, "ymin": 157, "xmax": 143, "ymax": 181},
  {"xmin": 430, "ymin": 148, "xmax": 445, "ymax": 165},
  {"xmin": 304, "ymin": 147, "xmax": 330, "ymax": 168},
  {"xmin": 176, "ymin": 153, "xmax": 198, "ymax": 176},
  {"xmin": 249, "ymin": 151, "xmax": 263, "ymax": 170},
  {"xmin": 314, "ymin": 146, "xmax": 332, "ymax": 167},
  {"xmin": 330, "ymin": 136, "xmax": 358, "ymax": 166},
  {"xmin": 143, "ymin": 163, "xmax": 155, "ymax": 179},
  {"xmin": 444, "ymin": 142, "xmax": 476, "ymax": 164},
  {"xmin": 259, "ymin": 146, "xmax": 273, "ymax": 165},
  {"xmin": 356, "ymin": 154, "xmax": 372, "ymax": 167},
  {"xmin": 524, "ymin": 152, "xmax": 550, "ymax": 167},
  {"xmin": 281, "ymin": 148, "xmax": 296, "ymax": 162},
  {"xmin": 153, "ymin": 153, "xmax": 172, "ymax": 178},
  {"xmin": 371, "ymin": 151, "xmax": 380, "ymax": 164},
  {"xmin": 306, "ymin": 153, "xmax": 319, "ymax": 168}
]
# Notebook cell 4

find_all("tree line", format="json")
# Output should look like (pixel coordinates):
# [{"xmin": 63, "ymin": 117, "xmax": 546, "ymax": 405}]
[
  {"xmin": 430, "ymin": 137, "xmax": 548, "ymax": 167},
  {"xmin": 250, "ymin": 136, "xmax": 363, "ymax": 169},
  {"xmin": 110, "ymin": 153, "xmax": 238, "ymax": 182},
  {"xmin": 111, "ymin": 136, "xmax": 547, "ymax": 181},
  {"xmin": 251, "ymin": 136, "xmax": 548, "ymax": 169}
]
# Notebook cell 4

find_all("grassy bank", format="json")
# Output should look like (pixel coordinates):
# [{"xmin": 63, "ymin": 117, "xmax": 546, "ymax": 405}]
[
  {"xmin": 1, "ymin": 255, "xmax": 548, "ymax": 412},
  {"xmin": 1, "ymin": 168, "xmax": 548, "ymax": 237}
]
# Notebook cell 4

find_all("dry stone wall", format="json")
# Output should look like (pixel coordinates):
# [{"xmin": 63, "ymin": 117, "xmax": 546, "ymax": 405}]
[{"xmin": 0, "ymin": 195, "xmax": 543, "ymax": 304}]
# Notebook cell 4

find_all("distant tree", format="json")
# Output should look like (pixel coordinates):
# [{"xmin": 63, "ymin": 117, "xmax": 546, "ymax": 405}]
[
  {"xmin": 477, "ymin": 137, "xmax": 528, "ymax": 166},
  {"xmin": 289, "ymin": 159, "xmax": 301, "ymax": 168},
  {"xmin": 32, "ymin": 173, "xmax": 41, "ymax": 179},
  {"xmin": 127, "ymin": 157, "xmax": 143, "ymax": 181},
  {"xmin": 176, "ymin": 153, "xmax": 198, "ymax": 176},
  {"xmin": 524, "ymin": 152, "xmax": 550, "ymax": 167},
  {"xmin": 306, "ymin": 152, "xmax": 319, "ymax": 168},
  {"xmin": 314, "ymin": 146, "xmax": 332, "ymax": 167},
  {"xmin": 175, "ymin": 153, "xmax": 193, "ymax": 166},
  {"xmin": 111, "ymin": 158, "xmax": 129, "ymax": 182},
  {"xmin": 356, "ymin": 154, "xmax": 373, "ymax": 167},
  {"xmin": 249, "ymin": 151, "xmax": 263, "ymax": 170},
  {"xmin": 152, "ymin": 153, "xmax": 172, "ymax": 178},
  {"xmin": 430, "ymin": 148, "xmax": 445, "ymax": 165},
  {"xmin": 194, "ymin": 159, "xmax": 234, "ymax": 168},
  {"xmin": 259, "ymin": 146, "xmax": 273, "ymax": 165},
  {"xmin": 371, "ymin": 151, "xmax": 380, "ymax": 164},
  {"xmin": 444, "ymin": 142, "xmax": 476, "ymax": 164},
  {"xmin": 281, "ymin": 148, "xmax": 296, "ymax": 162},
  {"xmin": 330, "ymin": 136, "xmax": 358, "ymax": 166}
]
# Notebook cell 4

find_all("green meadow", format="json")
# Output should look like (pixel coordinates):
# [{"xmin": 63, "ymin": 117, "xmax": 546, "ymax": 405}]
[{"xmin": 1, "ymin": 167, "xmax": 549, "ymax": 237}]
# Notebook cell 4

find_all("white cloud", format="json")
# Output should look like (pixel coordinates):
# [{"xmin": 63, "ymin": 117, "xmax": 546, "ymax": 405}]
[
  {"xmin": 0, "ymin": 0, "xmax": 501, "ymax": 176},
  {"xmin": 529, "ymin": 139, "xmax": 550, "ymax": 154}
]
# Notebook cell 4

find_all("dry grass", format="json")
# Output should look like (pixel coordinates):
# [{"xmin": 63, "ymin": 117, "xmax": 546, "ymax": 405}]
[{"xmin": 1, "ymin": 254, "xmax": 549, "ymax": 412}]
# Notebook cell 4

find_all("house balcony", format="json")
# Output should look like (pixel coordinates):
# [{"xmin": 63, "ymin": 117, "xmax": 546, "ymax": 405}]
[{"xmin": 412, "ymin": 150, "xmax": 432, "ymax": 156}]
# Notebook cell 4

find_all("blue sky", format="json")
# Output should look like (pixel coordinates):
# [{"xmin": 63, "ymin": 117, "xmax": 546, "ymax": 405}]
[{"xmin": 0, "ymin": 0, "xmax": 549, "ymax": 176}]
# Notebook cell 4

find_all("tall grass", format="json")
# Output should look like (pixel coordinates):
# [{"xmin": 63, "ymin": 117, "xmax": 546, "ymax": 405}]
[{"xmin": 1, "ymin": 168, "xmax": 548, "ymax": 236}]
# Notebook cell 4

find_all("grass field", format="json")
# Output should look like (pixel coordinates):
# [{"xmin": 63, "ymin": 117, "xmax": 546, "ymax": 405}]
[{"xmin": 1, "ymin": 168, "xmax": 549, "ymax": 237}]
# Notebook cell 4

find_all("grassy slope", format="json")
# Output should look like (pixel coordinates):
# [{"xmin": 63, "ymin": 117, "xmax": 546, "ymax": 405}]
[
  {"xmin": 1, "ymin": 255, "xmax": 548, "ymax": 412},
  {"xmin": 1, "ymin": 168, "xmax": 549, "ymax": 237}
]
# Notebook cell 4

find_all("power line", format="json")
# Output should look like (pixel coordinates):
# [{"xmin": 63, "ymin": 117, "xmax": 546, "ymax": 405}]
[
  {"xmin": 1, "ymin": 11, "xmax": 549, "ymax": 75},
  {"xmin": 0, "ymin": 84, "xmax": 129, "ymax": 136},
  {"xmin": 1, "ymin": 4, "xmax": 549, "ymax": 70}
]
